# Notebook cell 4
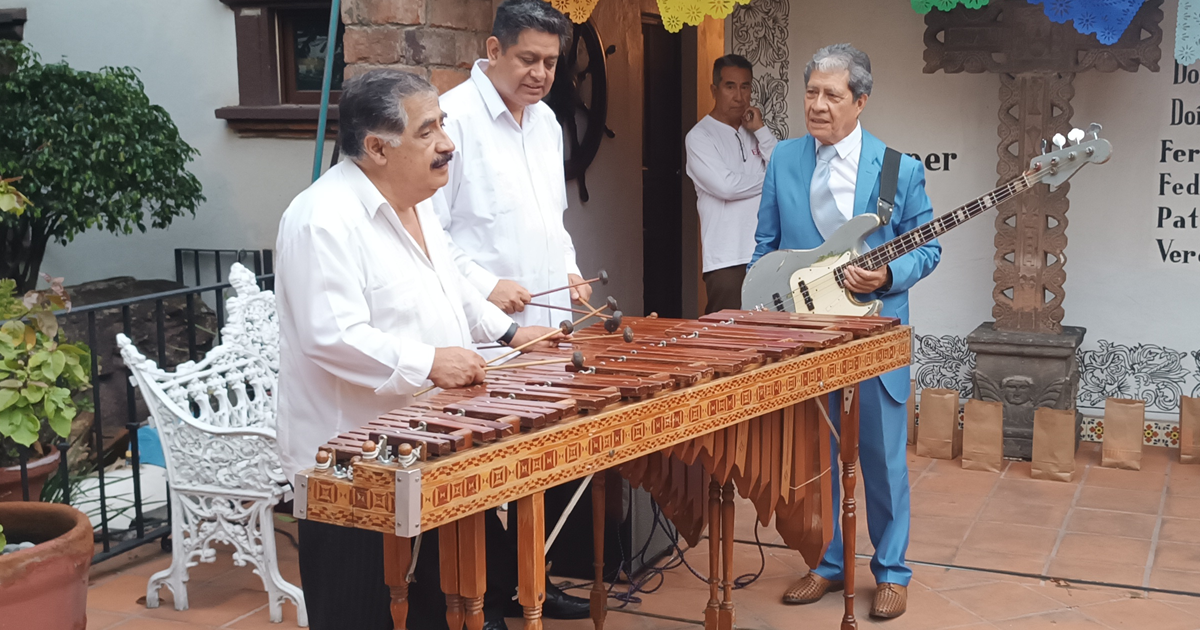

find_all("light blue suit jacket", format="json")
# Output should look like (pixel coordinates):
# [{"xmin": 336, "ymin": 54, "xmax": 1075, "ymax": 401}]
[{"xmin": 750, "ymin": 128, "xmax": 942, "ymax": 403}]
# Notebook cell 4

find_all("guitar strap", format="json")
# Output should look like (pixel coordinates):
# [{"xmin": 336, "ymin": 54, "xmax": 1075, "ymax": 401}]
[{"xmin": 877, "ymin": 147, "xmax": 902, "ymax": 225}]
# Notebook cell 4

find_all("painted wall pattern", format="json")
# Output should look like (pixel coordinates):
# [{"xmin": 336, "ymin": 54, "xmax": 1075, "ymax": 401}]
[{"xmin": 732, "ymin": 0, "xmax": 791, "ymax": 139}]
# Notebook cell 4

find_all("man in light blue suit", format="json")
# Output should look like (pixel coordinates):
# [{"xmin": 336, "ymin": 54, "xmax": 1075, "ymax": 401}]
[{"xmin": 750, "ymin": 43, "xmax": 941, "ymax": 619}]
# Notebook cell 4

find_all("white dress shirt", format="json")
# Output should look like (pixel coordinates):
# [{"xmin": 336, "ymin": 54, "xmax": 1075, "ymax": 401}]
[
  {"xmin": 685, "ymin": 114, "xmax": 778, "ymax": 272},
  {"xmin": 817, "ymin": 122, "xmax": 862, "ymax": 221},
  {"xmin": 433, "ymin": 60, "xmax": 580, "ymax": 329},
  {"xmin": 274, "ymin": 160, "xmax": 513, "ymax": 478}
]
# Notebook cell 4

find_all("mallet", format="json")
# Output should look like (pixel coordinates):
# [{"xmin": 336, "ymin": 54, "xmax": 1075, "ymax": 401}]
[
  {"xmin": 485, "ymin": 351, "xmax": 585, "ymax": 372},
  {"xmin": 570, "ymin": 326, "xmax": 635, "ymax": 343},
  {"xmin": 528, "ymin": 269, "xmax": 609, "ymax": 299}
]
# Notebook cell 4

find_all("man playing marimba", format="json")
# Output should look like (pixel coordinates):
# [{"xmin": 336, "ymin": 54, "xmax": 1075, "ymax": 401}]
[
  {"xmin": 432, "ymin": 0, "xmax": 592, "ymax": 624},
  {"xmin": 274, "ymin": 69, "xmax": 561, "ymax": 630},
  {"xmin": 751, "ymin": 43, "xmax": 942, "ymax": 619}
]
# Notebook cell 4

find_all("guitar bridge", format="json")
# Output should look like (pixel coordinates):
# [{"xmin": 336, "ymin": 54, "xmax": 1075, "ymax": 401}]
[{"xmin": 797, "ymin": 280, "xmax": 815, "ymax": 312}]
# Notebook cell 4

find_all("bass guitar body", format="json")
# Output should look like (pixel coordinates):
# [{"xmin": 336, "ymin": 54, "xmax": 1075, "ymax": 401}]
[{"xmin": 740, "ymin": 214, "xmax": 884, "ymax": 316}]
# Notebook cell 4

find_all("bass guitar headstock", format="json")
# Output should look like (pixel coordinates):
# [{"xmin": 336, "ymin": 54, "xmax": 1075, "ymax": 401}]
[{"xmin": 1028, "ymin": 123, "xmax": 1112, "ymax": 186}]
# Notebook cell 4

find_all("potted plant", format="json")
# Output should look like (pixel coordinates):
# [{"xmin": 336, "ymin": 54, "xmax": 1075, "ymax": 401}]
[
  {"xmin": 0, "ymin": 501, "xmax": 94, "ymax": 630},
  {"xmin": 0, "ymin": 246, "xmax": 92, "ymax": 501},
  {"xmin": 0, "ymin": 40, "xmax": 204, "ymax": 292}
]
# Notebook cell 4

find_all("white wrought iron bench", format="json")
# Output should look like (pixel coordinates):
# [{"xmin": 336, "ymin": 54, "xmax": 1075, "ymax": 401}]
[{"xmin": 117, "ymin": 263, "xmax": 304, "ymax": 626}]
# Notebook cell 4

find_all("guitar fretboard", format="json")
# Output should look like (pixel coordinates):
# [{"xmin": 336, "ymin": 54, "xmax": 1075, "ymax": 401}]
[{"xmin": 834, "ymin": 173, "xmax": 1034, "ymax": 285}]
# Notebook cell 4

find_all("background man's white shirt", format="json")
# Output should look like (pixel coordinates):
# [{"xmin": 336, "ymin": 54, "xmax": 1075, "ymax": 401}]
[
  {"xmin": 685, "ymin": 115, "xmax": 778, "ymax": 272},
  {"xmin": 275, "ymin": 160, "xmax": 512, "ymax": 478},
  {"xmin": 433, "ymin": 60, "xmax": 581, "ymax": 329}
]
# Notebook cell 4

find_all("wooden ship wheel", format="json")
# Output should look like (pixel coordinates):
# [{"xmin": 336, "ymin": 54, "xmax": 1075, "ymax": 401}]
[{"xmin": 546, "ymin": 19, "xmax": 613, "ymax": 202}]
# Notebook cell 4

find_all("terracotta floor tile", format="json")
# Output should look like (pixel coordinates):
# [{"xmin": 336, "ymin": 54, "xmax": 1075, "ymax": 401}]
[
  {"xmin": 977, "ymin": 498, "xmax": 1070, "ymax": 529},
  {"xmin": 909, "ymin": 566, "xmax": 1001, "ymax": 591},
  {"xmin": 910, "ymin": 491, "xmax": 988, "ymax": 520},
  {"xmin": 1147, "ymin": 567, "xmax": 1200, "ymax": 593},
  {"xmin": 1164, "ymin": 495, "xmax": 1200, "ymax": 519},
  {"xmin": 1166, "ymin": 474, "xmax": 1200, "ymax": 498},
  {"xmin": 1155, "ymin": 594, "xmax": 1200, "ymax": 618},
  {"xmin": 85, "ymin": 610, "xmax": 132, "ymax": 630},
  {"xmin": 1032, "ymin": 582, "xmax": 1139, "ymax": 608},
  {"xmin": 1085, "ymin": 465, "xmax": 1169, "ymax": 492},
  {"xmin": 1152, "ymin": 542, "xmax": 1200, "ymax": 574},
  {"xmin": 991, "ymin": 608, "xmax": 1111, "ymax": 630},
  {"xmin": 142, "ymin": 585, "xmax": 276, "ymax": 627},
  {"xmin": 1064, "ymin": 508, "xmax": 1159, "ymax": 539},
  {"xmin": 1076, "ymin": 486, "xmax": 1163, "ymax": 515},
  {"xmin": 907, "ymin": 540, "xmax": 961, "ymax": 565},
  {"xmin": 839, "ymin": 588, "xmax": 984, "ymax": 630},
  {"xmin": 1080, "ymin": 596, "xmax": 1200, "ymax": 630},
  {"xmin": 87, "ymin": 574, "xmax": 158, "ymax": 614},
  {"xmin": 910, "ymin": 516, "xmax": 974, "ymax": 546},
  {"xmin": 1077, "ymin": 442, "xmax": 1104, "ymax": 467},
  {"xmin": 990, "ymin": 478, "xmax": 1080, "ymax": 506},
  {"xmin": 937, "ymin": 580, "xmax": 1063, "ymax": 622},
  {"xmin": 962, "ymin": 522, "xmax": 1059, "ymax": 558},
  {"xmin": 225, "ymin": 602, "xmax": 307, "ymax": 629},
  {"xmin": 952, "ymin": 548, "xmax": 1048, "ymax": 575},
  {"xmin": 1159, "ymin": 517, "xmax": 1200, "ymax": 545},
  {"xmin": 1054, "ymin": 533, "xmax": 1152, "ymax": 567},
  {"xmin": 104, "ymin": 618, "xmax": 221, "ymax": 630},
  {"xmin": 914, "ymin": 468, "xmax": 1002, "ymax": 496},
  {"xmin": 1045, "ymin": 556, "xmax": 1148, "ymax": 589},
  {"xmin": 1002, "ymin": 461, "xmax": 1032, "ymax": 479}
]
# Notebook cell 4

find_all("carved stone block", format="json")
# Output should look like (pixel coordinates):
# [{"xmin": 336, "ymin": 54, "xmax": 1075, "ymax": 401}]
[{"xmin": 966, "ymin": 322, "xmax": 1085, "ymax": 459}]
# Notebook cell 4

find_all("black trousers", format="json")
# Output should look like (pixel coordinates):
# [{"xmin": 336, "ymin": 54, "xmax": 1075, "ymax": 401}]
[
  {"xmin": 703, "ymin": 264, "xmax": 748, "ymax": 314},
  {"xmin": 298, "ymin": 510, "xmax": 515, "ymax": 630}
]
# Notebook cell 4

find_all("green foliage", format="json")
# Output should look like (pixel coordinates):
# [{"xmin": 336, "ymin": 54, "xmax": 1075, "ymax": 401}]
[
  {"xmin": 0, "ymin": 41, "xmax": 205, "ymax": 290},
  {"xmin": 0, "ymin": 523, "xmax": 5, "ymax": 549},
  {"xmin": 0, "ymin": 275, "xmax": 91, "ymax": 450}
]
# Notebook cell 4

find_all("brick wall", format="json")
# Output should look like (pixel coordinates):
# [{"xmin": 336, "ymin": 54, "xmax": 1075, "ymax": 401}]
[{"xmin": 342, "ymin": 0, "xmax": 502, "ymax": 93}]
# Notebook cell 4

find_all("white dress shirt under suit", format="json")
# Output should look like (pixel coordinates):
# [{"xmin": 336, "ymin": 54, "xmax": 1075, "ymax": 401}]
[
  {"xmin": 433, "ymin": 60, "xmax": 581, "ymax": 329},
  {"xmin": 684, "ymin": 114, "xmax": 778, "ymax": 273},
  {"xmin": 815, "ymin": 121, "xmax": 863, "ymax": 237},
  {"xmin": 275, "ymin": 160, "xmax": 513, "ymax": 478}
]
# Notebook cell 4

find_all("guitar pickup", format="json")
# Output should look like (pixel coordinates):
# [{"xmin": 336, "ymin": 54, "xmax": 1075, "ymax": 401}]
[
  {"xmin": 772, "ymin": 292, "xmax": 786, "ymax": 312},
  {"xmin": 797, "ymin": 281, "xmax": 815, "ymax": 312}
]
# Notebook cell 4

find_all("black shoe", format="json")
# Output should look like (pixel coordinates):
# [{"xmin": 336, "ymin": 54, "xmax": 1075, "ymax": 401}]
[
  {"xmin": 502, "ymin": 581, "xmax": 591, "ymax": 620},
  {"xmin": 543, "ymin": 581, "xmax": 590, "ymax": 620},
  {"xmin": 482, "ymin": 619, "xmax": 509, "ymax": 630}
]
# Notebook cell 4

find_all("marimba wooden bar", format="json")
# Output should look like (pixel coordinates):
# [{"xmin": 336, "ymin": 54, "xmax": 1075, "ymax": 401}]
[{"xmin": 294, "ymin": 311, "xmax": 911, "ymax": 630}]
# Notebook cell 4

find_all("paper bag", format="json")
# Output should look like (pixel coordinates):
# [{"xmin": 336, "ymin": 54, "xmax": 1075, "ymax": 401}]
[
  {"xmin": 962, "ymin": 399, "xmax": 1004, "ymax": 472},
  {"xmin": 1181, "ymin": 396, "xmax": 1200, "ymax": 464},
  {"xmin": 907, "ymin": 379, "xmax": 917, "ymax": 446},
  {"xmin": 1032, "ymin": 407, "xmax": 1077, "ymax": 482},
  {"xmin": 916, "ymin": 388, "xmax": 961, "ymax": 459},
  {"xmin": 1102, "ymin": 398, "xmax": 1145, "ymax": 471}
]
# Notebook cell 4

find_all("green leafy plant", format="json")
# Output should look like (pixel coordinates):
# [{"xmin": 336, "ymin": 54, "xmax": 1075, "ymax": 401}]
[
  {"xmin": 0, "ymin": 274, "xmax": 91, "ymax": 466},
  {"xmin": 0, "ymin": 41, "xmax": 205, "ymax": 291},
  {"xmin": 0, "ymin": 523, "xmax": 5, "ymax": 549}
]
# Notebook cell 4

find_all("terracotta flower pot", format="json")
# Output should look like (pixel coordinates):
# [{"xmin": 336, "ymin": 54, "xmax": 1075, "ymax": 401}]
[
  {"xmin": 0, "ymin": 450, "xmax": 62, "ymax": 502},
  {"xmin": 0, "ymin": 502, "xmax": 94, "ymax": 630}
]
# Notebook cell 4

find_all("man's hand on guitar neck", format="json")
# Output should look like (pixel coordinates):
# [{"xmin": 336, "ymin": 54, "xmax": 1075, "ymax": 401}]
[{"xmin": 844, "ymin": 265, "xmax": 892, "ymax": 294}]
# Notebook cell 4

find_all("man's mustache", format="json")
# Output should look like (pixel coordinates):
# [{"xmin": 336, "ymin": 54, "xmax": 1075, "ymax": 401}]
[{"xmin": 432, "ymin": 152, "xmax": 453, "ymax": 169}]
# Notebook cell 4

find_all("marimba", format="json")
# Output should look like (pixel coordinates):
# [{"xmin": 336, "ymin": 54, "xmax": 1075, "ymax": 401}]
[{"xmin": 294, "ymin": 311, "xmax": 911, "ymax": 630}]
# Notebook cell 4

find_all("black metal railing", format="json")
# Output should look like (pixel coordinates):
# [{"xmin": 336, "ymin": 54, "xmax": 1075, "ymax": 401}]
[
  {"xmin": 175, "ymin": 248, "xmax": 273, "ymax": 288},
  {"xmin": 7, "ymin": 271, "xmax": 275, "ymax": 564}
]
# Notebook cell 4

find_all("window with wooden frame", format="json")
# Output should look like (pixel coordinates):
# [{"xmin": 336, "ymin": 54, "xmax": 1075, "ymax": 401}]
[{"xmin": 215, "ymin": 0, "xmax": 344, "ymax": 137}]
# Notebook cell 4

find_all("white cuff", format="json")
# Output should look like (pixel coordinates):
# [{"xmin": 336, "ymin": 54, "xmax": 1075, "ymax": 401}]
[{"xmin": 375, "ymin": 343, "xmax": 437, "ymax": 395}]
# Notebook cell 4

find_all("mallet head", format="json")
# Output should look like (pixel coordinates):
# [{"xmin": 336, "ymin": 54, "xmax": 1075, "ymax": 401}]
[
  {"xmin": 559, "ymin": 320, "xmax": 574, "ymax": 335},
  {"xmin": 606, "ymin": 296, "xmax": 619, "ymax": 312},
  {"xmin": 572, "ymin": 351, "xmax": 585, "ymax": 370},
  {"xmin": 622, "ymin": 326, "xmax": 634, "ymax": 343},
  {"xmin": 605, "ymin": 310, "xmax": 624, "ymax": 333},
  {"xmin": 598, "ymin": 269, "xmax": 609, "ymax": 285}
]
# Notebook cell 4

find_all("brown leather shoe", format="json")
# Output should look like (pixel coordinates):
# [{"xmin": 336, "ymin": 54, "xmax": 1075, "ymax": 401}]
[
  {"xmin": 782, "ymin": 572, "xmax": 844, "ymax": 605},
  {"xmin": 870, "ymin": 583, "xmax": 908, "ymax": 619}
]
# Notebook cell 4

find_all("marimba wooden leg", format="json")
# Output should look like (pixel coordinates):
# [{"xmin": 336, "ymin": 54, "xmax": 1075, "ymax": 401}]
[
  {"xmin": 458, "ymin": 512, "xmax": 488, "ymax": 630},
  {"xmin": 719, "ymin": 481, "xmax": 736, "ymax": 630},
  {"xmin": 705, "ymin": 479, "xmax": 720, "ymax": 630},
  {"xmin": 590, "ymin": 473, "xmax": 607, "ymax": 630},
  {"xmin": 439, "ymin": 522, "xmax": 464, "ymax": 630},
  {"xmin": 383, "ymin": 534, "xmax": 412, "ymax": 630},
  {"xmin": 517, "ymin": 493, "xmax": 547, "ymax": 630},
  {"xmin": 840, "ymin": 386, "xmax": 861, "ymax": 630}
]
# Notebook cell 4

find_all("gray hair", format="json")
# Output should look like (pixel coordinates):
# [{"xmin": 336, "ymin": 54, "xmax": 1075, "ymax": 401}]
[
  {"xmin": 712, "ymin": 54, "xmax": 753, "ymax": 86},
  {"xmin": 804, "ymin": 43, "xmax": 873, "ymax": 100},
  {"xmin": 493, "ymin": 0, "xmax": 572, "ymax": 54},
  {"xmin": 337, "ymin": 69, "xmax": 437, "ymax": 160}
]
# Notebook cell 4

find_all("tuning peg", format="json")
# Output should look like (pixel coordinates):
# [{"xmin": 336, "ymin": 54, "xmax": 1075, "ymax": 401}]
[
  {"xmin": 1052, "ymin": 133, "xmax": 1066, "ymax": 149},
  {"xmin": 1040, "ymin": 138, "xmax": 1049, "ymax": 155},
  {"xmin": 1067, "ymin": 128, "xmax": 1085, "ymax": 145},
  {"xmin": 1087, "ymin": 122, "xmax": 1102, "ymax": 140}
]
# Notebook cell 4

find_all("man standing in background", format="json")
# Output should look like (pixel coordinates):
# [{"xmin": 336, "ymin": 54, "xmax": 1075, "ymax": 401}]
[{"xmin": 685, "ymin": 54, "xmax": 778, "ymax": 314}]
